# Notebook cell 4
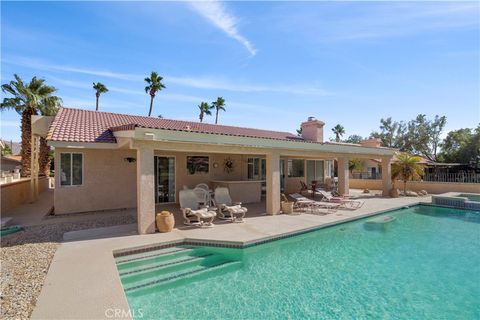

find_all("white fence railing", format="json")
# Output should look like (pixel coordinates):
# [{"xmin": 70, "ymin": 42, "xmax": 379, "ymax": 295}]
[{"xmin": 422, "ymin": 173, "xmax": 480, "ymax": 183}]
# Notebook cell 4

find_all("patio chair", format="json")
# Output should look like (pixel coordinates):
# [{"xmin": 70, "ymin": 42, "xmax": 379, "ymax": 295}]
[
  {"xmin": 193, "ymin": 187, "xmax": 210, "ymax": 206},
  {"xmin": 195, "ymin": 183, "xmax": 210, "ymax": 191},
  {"xmin": 213, "ymin": 187, "xmax": 247, "ymax": 223},
  {"xmin": 179, "ymin": 189, "xmax": 217, "ymax": 227},
  {"xmin": 289, "ymin": 193, "xmax": 340, "ymax": 214},
  {"xmin": 317, "ymin": 190, "xmax": 364, "ymax": 209},
  {"xmin": 299, "ymin": 181, "xmax": 312, "ymax": 196}
]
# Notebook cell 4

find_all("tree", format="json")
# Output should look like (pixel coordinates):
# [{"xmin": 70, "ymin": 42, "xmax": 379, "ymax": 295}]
[
  {"xmin": 344, "ymin": 134, "xmax": 363, "ymax": 144},
  {"xmin": 438, "ymin": 125, "xmax": 480, "ymax": 168},
  {"xmin": 370, "ymin": 117, "xmax": 406, "ymax": 148},
  {"xmin": 296, "ymin": 127, "xmax": 302, "ymax": 136},
  {"xmin": 1, "ymin": 75, "xmax": 62, "ymax": 177},
  {"xmin": 212, "ymin": 97, "xmax": 226, "ymax": 124},
  {"xmin": 370, "ymin": 115, "xmax": 447, "ymax": 161},
  {"xmin": 331, "ymin": 124, "xmax": 345, "ymax": 142},
  {"xmin": 391, "ymin": 154, "xmax": 425, "ymax": 195},
  {"xmin": 348, "ymin": 159, "xmax": 363, "ymax": 173},
  {"xmin": 404, "ymin": 114, "xmax": 446, "ymax": 161},
  {"xmin": 198, "ymin": 102, "xmax": 213, "ymax": 122},
  {"xmin": 92, "ymin": 82, "xmax": 108, "ymax": 111},
  {"xmin": 144, "ymin": 72, "xmax": 166, "ymax": 117},
  {"xmin": 1, "ymin": 143, "xmax": 12, "ymax": 156}
]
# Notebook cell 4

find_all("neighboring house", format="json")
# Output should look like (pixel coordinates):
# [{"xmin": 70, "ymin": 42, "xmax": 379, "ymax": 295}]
[
  {"xmin": 1, "ymin": 155, "xmax": 22, "ymax": 172},
  {"xmin": 31, "ymin": 108, "xmax": 396, "ymax": 234}
]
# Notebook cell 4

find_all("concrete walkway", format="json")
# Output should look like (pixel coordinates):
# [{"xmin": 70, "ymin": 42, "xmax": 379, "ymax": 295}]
[
  {"xmin": 3, "ymin": 189, "xmax": 54, "ymax": 226},
  {"xmin": 32, "ymin": 195, "xmax": 430, "ymax": 320}
]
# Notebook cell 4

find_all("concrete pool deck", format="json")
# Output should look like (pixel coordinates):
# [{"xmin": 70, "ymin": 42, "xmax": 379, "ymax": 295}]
[{"xmin": 32, "ymin": 195, "xmax": 431, "ymax": 320}]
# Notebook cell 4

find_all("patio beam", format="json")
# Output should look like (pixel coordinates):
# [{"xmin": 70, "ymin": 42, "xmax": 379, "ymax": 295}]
[
  {"xmin": 136, "ymin": 145, "xmax": 156, "ymax": 234},
  {"xmin": 266, "ymin": 152, "xmax": 281, "ymax": 215}
]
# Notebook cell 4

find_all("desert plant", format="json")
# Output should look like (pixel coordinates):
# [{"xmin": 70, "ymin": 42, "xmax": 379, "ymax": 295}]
[{"xmin": 391, "ymin": 153, "xmax": 425, "ymax": 195}]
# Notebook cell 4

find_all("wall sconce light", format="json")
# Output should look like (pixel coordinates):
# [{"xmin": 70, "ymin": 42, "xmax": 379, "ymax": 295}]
[
  {"xmin": 124, "ymin": 157, "xmax": 136, "ymax": 163},
  {"xmin": 213, "ymin": 162, "xmax": 219, "ymax": 168}
]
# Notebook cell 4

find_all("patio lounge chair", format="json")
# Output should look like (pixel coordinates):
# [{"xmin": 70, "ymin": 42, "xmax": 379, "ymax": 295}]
[
  {"xmin": 317, "ymin": 190, "xmax": 364, "ymax": 209},
  {"xmin": 289, "ymin": 193, "xmax": 340, "ymax": 214},
  {"xmin": 213, "ymin": 187, "xmax": 247, "ymax": 222},
  {"xmin": 179, "ymin": 189, "xmax": 217, "ymax": 227}
]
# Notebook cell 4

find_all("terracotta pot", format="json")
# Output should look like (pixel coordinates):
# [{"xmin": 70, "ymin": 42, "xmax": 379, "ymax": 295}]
[
  {"xmin": 281, "ymin": 201, "xmax": 294, "ymax": 214},
  {"xmin": 156, "ymin": 211, "xmax": 175, "ymax": 233}
]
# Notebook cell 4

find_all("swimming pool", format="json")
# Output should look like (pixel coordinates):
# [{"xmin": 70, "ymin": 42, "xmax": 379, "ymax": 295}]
[{"xmin": 116, "ymin": 205, "xmax": 480, "ymax": 319}]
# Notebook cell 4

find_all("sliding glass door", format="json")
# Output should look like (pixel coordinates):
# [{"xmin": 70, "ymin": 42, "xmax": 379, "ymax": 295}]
[
  {"xmin": 154, "ymin": 156, "xmax": 176, "ymax": 203},
  {"xmin": 306, "ymin": 160, "xmax": 324, "ymax": 185}
]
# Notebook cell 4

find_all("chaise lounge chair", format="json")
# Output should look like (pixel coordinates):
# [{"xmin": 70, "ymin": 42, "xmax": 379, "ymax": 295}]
[
  {"xmin": 213, "ymin": 187, "xmax": 247, "ymax": 223},
  {"xmin": 289, "ymin": 193, "xmax": 340, "ymax": 214},
  {"xmin": 179, "ymin": 189, "xmax": 217, "ymax": 227},
  {"xmin": 317, "ymin": 190, "xmax": 364, "ymax": 209}
]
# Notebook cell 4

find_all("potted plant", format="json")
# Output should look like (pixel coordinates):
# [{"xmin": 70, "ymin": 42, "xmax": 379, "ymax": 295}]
[
  {"xmin": 281, "ymin": 194, "xmax": 294, "ymax": 214},
  {"xmin": 156, "ymin": 210, "xmax": 175, "ymax": 232}
]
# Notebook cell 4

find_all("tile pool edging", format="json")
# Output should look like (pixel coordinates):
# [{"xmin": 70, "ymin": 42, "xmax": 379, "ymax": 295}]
[{"xmin": 113, "ymin": 202, "xmax": 423, "ymax": 256}]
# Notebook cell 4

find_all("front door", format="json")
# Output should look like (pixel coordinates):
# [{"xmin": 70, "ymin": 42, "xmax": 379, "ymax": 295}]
[{"xmin": 154, "ymin": 156, "xmax": 176, "ymax": 203}]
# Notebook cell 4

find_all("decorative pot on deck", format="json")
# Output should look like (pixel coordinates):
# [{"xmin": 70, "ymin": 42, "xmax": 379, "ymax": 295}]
[
  {"xmin": 281, "ymin": 201, "xmax": 294, "ymax": 214},
  {"xmin": 156, "ymin": 211, "xmax": 175, "ymax": 232}
]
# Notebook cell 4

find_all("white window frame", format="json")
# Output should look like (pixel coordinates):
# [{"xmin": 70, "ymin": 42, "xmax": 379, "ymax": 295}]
[
  {"xmin": 288, "ymin": 158, "xmax": 305, "ymax": 178},
  {"xmin": 59, "ymin": 152, "xmax": 84, "ymax": 187}
]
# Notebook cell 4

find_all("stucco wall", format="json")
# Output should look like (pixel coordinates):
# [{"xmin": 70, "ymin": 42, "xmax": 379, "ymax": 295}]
[
  {"xmin": 350, "ymin": 178, "xmax": 480, "ymax": 194},
  {"xmin": 1, "ymin": 176, "xmax": 49, "ymax": 212},
  {"xmin": 53, "ymin": 148, "xmax": 336, "ymax": 214},
  {"xmin": 54, "ymin": 148, "xmax": 137, "ymax": 214}
]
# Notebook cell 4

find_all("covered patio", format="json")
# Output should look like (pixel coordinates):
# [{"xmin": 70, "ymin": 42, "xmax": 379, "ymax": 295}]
[{"xmin": 31, "ymin": 108, "xmax": 397, "ymax": 235}]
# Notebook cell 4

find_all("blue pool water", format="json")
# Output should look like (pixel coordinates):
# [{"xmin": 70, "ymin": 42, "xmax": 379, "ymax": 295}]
[{"xmin": 116, "ymin": 205, "xmax": 480, "ymax": 319}]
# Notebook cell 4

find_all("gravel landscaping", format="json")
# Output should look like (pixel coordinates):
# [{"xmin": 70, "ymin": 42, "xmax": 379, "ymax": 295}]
[{"xmin": 0, "ymin": 212, "xmax": 135, "ymax": 320}]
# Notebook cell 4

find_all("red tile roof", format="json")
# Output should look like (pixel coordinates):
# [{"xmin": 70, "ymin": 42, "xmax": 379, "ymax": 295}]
[{"xmin": 47, "ymin": 108, "xmax": 302, "ymax": 143}]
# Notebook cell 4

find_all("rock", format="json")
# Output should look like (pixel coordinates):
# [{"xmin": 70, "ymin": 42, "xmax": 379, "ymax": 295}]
[
  {"xmin": 363, "ymin": 189, "xmax": 370, "ymax": 194},
  {"xmin": 419, "ymin": 190, "xmax": 428, "ymax": 196},
  {"xmin": 405, "ymin": 190, "xmax": 419, "ymax": 197},
  {"xmin": 390, "ymin": 188, "xmax": 399, "ymax": 198}
]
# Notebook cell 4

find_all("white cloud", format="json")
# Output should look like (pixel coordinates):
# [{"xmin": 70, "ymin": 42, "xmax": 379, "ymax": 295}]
[
  {"xmin": 4, "ymin": 57, "xmax": 330, "ymax": 96},
  {"xmin": 189, "ymin": 1, "xmax": 256, "ymax": 56}
]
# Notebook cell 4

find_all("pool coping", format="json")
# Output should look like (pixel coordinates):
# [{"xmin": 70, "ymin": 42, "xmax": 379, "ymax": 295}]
[
  {"xmin": 113, "ymin": 203, "xmax": 423, "ymax": 256},
  {"xmin": 32, "ymin": 197, "xmax": 433, "ymax": 320}
]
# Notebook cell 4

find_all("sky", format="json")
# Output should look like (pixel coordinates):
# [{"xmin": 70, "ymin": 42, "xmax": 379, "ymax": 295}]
[{"xmin": 1, "ymin": 1, "xmax": 479, "ymax": 142}]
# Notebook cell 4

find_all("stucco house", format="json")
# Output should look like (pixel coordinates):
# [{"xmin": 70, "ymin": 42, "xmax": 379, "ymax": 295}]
[{"xmin": 30, "ymin": 108, "xmax": 396, "ymax": 234}]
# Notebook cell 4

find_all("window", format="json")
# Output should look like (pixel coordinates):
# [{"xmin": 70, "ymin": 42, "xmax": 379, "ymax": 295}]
[
  {"xmin": 247, "ymin": 158, "xmax": 260, "ymax": 180},
  {"xmin": 306, "ymin": 160, "xmax": 324, "ymax": 184},
  {"xmin": 60, "ymin": 153, "xmax": 83, "ymax": 186},
  {"xmin": 325, "ymin": 160, "xmax": 333, "ymax": 177},
  {"xmin": 186, "ymin": 156, "xmax": 209, "ymax": 175},
  {"xmin": 288, "ymin": 159, "xmax": 304, "ymax": 177}
]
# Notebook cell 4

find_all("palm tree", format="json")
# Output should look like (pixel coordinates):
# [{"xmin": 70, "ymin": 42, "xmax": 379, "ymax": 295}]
[
  {"xmin": 198, "ymin": 102, "xmax": 213, "ymax": 122},
  {"xmin": 332, "ymin": 124, "xmax": 345, "ymax": 142},
  {"xmin": 144, "ymin": 72, "xmax": 166, "ymax": 117},
  {"xmin": 1, "ymin": 75, "xmax": 62, "ymax": 177},
  {"xmin": 391, "ymin": 153, "xmax": 425, "ymax": 196},
  {"xmin": 212, "ymin": 97, "xmax": 226, "ymax": 124},
  {"xmin": 93, "ymin": 82, "xmax": 108, "ymax": 111}
]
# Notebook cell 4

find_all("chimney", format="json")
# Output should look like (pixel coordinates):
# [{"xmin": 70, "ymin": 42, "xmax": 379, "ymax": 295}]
[
  {"xmin": 360, "ymin": 138, "xmax": 381, "ymax": 148},
  {"xmin": 301, "ymin": 116, "xmax": 325, "ymax": 143}
]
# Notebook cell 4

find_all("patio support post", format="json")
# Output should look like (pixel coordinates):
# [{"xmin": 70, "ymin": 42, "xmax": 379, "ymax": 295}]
[
  {"xmin": 337, "ymin": 157, "xmax": 349, "ymax": 196},
  {"xmin": 382, "ymin": 157, "xmax": 392, "ymax": 197},
  {"xmin": 136, "ymin": 145, "xmax": 156, "ymax": 234},
  {"xmin": 266, "ymin": 152, "xmax": 281, "ymax": 215},
  {"xmin": 30, "ymin": 134, "xmax": 40, "ymax": 202}
]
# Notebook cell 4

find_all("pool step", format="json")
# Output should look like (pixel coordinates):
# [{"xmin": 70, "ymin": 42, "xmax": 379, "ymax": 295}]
[
  {"xmin": 116, "ymin": 246, "xmax": 201, "ymax": 271},
  {"xmin": 120, "ymin": 253, "xmax": 215, "ymax": 285},
  {"xmin": 123, "ymin": 258, "xmax": 242, "ymax": 295}
]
